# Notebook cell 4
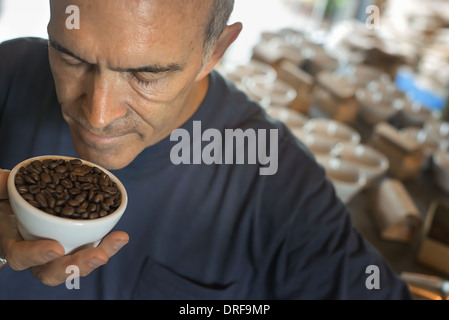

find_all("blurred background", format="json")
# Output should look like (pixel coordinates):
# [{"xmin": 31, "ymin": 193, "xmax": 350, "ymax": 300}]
[{"xmin": 2, "ymin": 0, "xmax": 449, "ymax": 300}]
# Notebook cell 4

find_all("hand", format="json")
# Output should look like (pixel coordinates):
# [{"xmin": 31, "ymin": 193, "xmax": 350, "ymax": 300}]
[{"xmin": 0, "ymin": 169, "xmax": 129, "ymax": 286}]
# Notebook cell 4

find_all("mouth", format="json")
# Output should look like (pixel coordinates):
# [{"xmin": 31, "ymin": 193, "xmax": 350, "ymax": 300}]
[{"xmin": 74, "ymin": 121, "xmax": 134, "ymax": 149}]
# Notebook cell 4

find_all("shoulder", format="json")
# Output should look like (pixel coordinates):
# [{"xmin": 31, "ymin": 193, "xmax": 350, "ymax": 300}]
[
  {"xmin": 0, "ymin": 37, "xmax": 49, "ymax": 66},
  {"xmin": 0, "ymin": 37, "xmax": 52, "ymax": 90}
]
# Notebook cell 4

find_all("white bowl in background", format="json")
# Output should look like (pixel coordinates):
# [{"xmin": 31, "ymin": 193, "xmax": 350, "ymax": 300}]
[
  {"xmin": 355, "ymin": 88, "xmax": 398, "ymax": 125},
  {"xmin": 266, "ymin": 106, "xmax": 308, "ymax": 129},
  {"xmin": 394, "ymin": 98, "xmax": 433, "ymax": 128},
  {"xmin": 318, "ymin": 156, "xmax": 367, "ymax": 204},
  {"xmin": 433, "ymin": 150, "xmax": 449, "ymax": 194},
  {"xmin": 245, "ymin": 76, "xmax": 297, "ymax": 109},
  {"xmin": 303, "ymin": 118, "xmax": 361, "ymax": 145},
  {"xmin": 332, "ymin": 142, "xmax": 389, "ymax": 184},
  {"xmin": 400, "ymin": 127, "xmax": 440, "ymax": 168},
  {"xmin": 424, "ymin": 119, "xmax": 449, "ymax": 150}
]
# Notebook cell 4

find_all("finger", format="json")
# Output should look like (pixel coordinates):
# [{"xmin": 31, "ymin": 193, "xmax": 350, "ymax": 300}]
[
  {"xmin": 5, "ymin": 239, "xmax": 64, "ymax": 271},
  {"xmin": 29, "ymin": 231, "xmax": 129, "ymax": 287},
  {"xmin": 30, "ymin": 246, "xmax": 107, "ymax": 286},
  {"xmin": 0, "ymin": 170, "xmax": 10, "ymax": 200},
  {"xmin": 97, "ymin": 231, "xmax": 129, "ymax": 257}
]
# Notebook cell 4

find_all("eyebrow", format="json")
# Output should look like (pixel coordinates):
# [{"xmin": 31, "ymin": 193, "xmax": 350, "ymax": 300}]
[
  {"xmin": 48, "ymin": 39, "xmax": 184, "ymax": 74},
  {"xmin": 48, "ymin": 39, "xmax": 89, "ymax": 64}
]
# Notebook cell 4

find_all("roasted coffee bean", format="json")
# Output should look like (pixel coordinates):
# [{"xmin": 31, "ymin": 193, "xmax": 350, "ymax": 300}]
[
  {"xmin": 35, "ymin": 193, "xmax": 48, "ymax": 208},
  {"xmin": 100, "ymin": 201, "xmax": 110, "ymax": 211},
  {"xmin": 28, "ymin": 200, "xmax": 40, "ymax": 208},
  {"xmin": 29, "ymin": 185, "xmax": 40, "ymax": 194},
  {"xmin": 88, "ymin": 203, "xmax": 97, "ymax": 212},
  {"xmin": 102, "ymin": 186, "xmax": 118, "ymax": 194},
  {"xmin": 55, "ymin": 199, "xmax": 67, "ymax": 206},
  {"xmin": 61, "ymin": 205, "xmax": 75, "ymax": 216},
  {"xmin": 88, "ymin": 189, "xmax": 95, "ymax": 201},
  {"xmin": 55, "ymin": 165, "xmax": 67, "ymax": 174},
  {"xmin": 76, "ymin": 202, "xmax": 88, "ymax": 213},
  {"xmin": 48, "ymin": 196, "xmax": 56, "ymax": 209},
  {"xmin": 23, "ymin": 175, "xmax": 36, "ymax": 185},
  {"xmin": 70, "ymin": 159, "xmax": 83, "ymax": 166},
  {"xmin": 22, "ymin": 193, "xmax": 34, "ymax": 201},
  {"xmin": 37, "ymin": 181, "xmax": 46, "ymax": 189},
  {"xmin": 26, "ymin": 166, "xmax": 39, "ymax": 174},
  {"xmin": 104, "ymin": 197, "xmax": 114, "ymax": 207},
  {"xmin": 80, "ymin": 183, "xmax": 93, "ymax": 190},
  {"xmin": 61, "ymin": 179, "xmax": 73, "ymax": 189},
  {"xmin": 69, "ymin": 188, "xmax": 81, "ymax": 195},
  {"xmin": 55, "ymin": 184, "xmax": 64, "ymax": 193},
  {"xmin": 15, "ymin": 176, "xmax": 25, "ymax": 185},
  {"xmin": 89, "ymin": 212, "xmax": 99, "ymax": 219},
  {"xmin": 31, "ymin": 173, "xmax": 40, "ymax": 182},
  {"xmin": 77, "ymin": 174, "xmax": 93, "ymax": 183},
  {"xmin": 40, "ymin": 172, "xmax": 51, "ymax": 184},
  {"xmin": 93, "ymin": 193, "xmax": 103, "ymax": 204},
  {"xmin": 75, "ymin": 193, "xmax": 87, "ymax": 203},
  {"xmin": 17, "ymin": 186, "xmax": 28, "ymax": 194},
  {"xmin": 80, "ymin": 211, "xmax": 89, "ymax": 219},
  {"xmin": 68, "ymin": 199, "xmax": 81, "ymax": 207},
  {"xmin": 52, "ymin": 173, "xmax": 60, "ymax": 185},
  {"xmin": 14, "ymin": 158, "xmax": 121, "ymax": 220}
]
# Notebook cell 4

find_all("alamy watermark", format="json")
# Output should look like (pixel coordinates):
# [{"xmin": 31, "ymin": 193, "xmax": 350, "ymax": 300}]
[
  {"xmin": 365, "ymin": 5, "xmax": 381, "ymax": 30},
  {"xmin": 65, "ymin": 263, "xmax": 381, "ymax": 291},
  {"xmin": 365, "ymin": 265, "xmax": 380, "ymax": 290},
  {"xmin": 170, "ymin": 121, "xmax": 279, "ymax": 176},
  {"xmin": 65, "ymin": 265, "xmax": 80, "ymax": 290},
  {"xmin": 65, "ymin": 5, "xmax": 80, "ymax": 30}
]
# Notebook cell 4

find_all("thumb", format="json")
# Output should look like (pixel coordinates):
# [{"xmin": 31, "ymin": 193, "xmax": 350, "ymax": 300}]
[{"xmin": 0, "ymin": 170, "xmax": 10, "ymax": 200}]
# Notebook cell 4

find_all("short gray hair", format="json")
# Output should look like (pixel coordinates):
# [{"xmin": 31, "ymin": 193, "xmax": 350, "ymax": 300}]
[{"xmin": 203, "ymin": 0, "xmax": 235, "ymax": 60}]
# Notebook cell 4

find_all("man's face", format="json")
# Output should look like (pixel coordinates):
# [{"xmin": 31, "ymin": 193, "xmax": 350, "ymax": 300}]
[{"xmin": 47, "ymin": 0, "xmax": 213, "ymax": 170}]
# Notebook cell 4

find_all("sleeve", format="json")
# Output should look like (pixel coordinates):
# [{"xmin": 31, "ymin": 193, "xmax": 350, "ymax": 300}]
[
  {"xmin": 0, "ymin": 39, "xmax": 15, "ymax": 112},
  {"xmin": 255, "ymin": 128, "xmax": 412, "ymax": 300}
]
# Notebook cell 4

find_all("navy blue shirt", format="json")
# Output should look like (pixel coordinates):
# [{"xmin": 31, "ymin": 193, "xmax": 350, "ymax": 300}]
[{"xmin": 0, "ymin": 38, "xmax": 412, "ymax": 299}]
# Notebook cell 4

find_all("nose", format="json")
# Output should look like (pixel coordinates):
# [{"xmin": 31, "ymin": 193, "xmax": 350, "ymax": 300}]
[{"xmin": 83, "ymin": 69, "xmax": 127, "ymax": 129}]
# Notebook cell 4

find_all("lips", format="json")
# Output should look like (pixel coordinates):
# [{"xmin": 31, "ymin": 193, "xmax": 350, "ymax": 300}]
[
  {"xmin": 69, "ymin": 118, "xmax": 134, "ymax": 150},
  {"xmin": 79, "ymin": 126, "xmax": 122, "ymax": 145}
]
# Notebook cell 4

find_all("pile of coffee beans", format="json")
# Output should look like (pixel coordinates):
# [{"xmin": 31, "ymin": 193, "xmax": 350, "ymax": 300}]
[{"xmin": 14, "ymin": 158, "xmax": 122, "ymax": 220}]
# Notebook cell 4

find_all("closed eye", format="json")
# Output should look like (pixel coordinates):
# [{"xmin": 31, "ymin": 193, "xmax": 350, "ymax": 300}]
[
  {"xmin": 60, "ymin": 54, "xmax": 86, "ymax": 69},
  {"xmin": 130, "ymin": 72, "xmax": 159, "ymax": 88}
]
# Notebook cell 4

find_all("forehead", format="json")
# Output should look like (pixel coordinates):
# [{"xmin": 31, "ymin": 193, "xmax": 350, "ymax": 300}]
[{"xmin": 48, "ymin": 0, "xmax": 211, "ymax": 66}]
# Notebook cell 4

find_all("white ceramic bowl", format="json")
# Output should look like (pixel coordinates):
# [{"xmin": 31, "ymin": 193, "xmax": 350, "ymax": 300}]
[
  {"xmin": 216, "ymin": 60, "xmax": 277, "ymax": 88},
  {"xmin": 317, "ymin": 155, "xmax": 367, "ymax": 204},
  {"xmin": 303, "ymin": 118, "xmax": 361, "ymax": 145},
  {"xmin": 244, "ymin": 76, "xmax": 297, "ymax": 109},
  {"xmin": 266, "ymin": 106, "xmax": 308, "ymax": 129},
  {"xmin": 331, "ymin": 142, "xmax": 389, "ymax": 184},
  {"xmin": 424, "ymin": 119, "xmax": 449, "ymax": 150},
  {"xmin": 394, "ymin": 98, "xmax": 433, "ymax": 127},
  {"xmin": 400, "ymin": 127, "xmax": 440, "ymax": 169},
  {"xmin": 7, "ymin": 155, "xmax": 128, "ymax": 254},
  {"xmin": 433, "ymin": 150, "xmax": 449, "ymax": 194},
  {"xmin": 297, "ymin": 131, "xmax": 336, "ymax": 156},
  {"xmin": 355, "ymin": 88, "xmax": 398, "ymax": 125}
]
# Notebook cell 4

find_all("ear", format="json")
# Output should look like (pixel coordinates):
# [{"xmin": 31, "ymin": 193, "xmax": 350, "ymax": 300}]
[{"xmin": 196, "ymin": 22, "xmax": 243, "ymax": 80}]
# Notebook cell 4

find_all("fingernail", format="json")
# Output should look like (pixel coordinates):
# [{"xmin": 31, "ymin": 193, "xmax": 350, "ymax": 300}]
[
  {"xmin": 46, "ymin": 251, "xmax": 61, "ymax": 260},
  {"xmin": 114, "ymin": 240, "xmax": 128, "ymax": 251},
  {"xmin": 89, "ymin": 258, "xmax": 106, "ymax": 269}
]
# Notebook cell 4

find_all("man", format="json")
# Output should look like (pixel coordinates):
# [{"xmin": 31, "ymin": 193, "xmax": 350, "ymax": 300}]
[{"xmin": 0, "ymin": 0, "xmax": 412, "ymax": 299}]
